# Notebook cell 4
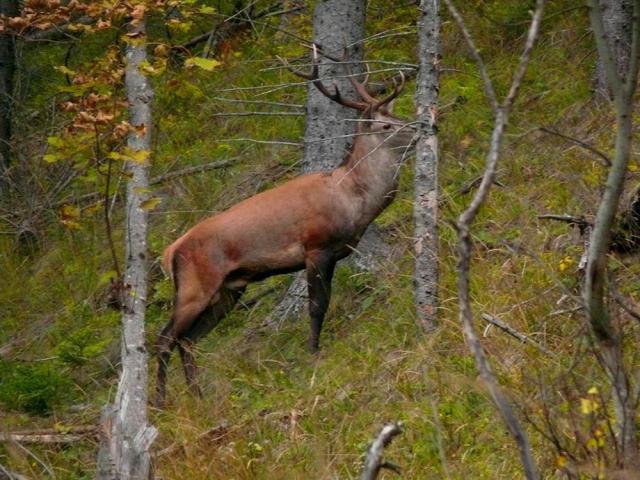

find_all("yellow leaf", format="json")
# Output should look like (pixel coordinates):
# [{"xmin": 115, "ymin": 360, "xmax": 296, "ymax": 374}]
[
  {"xmin": 556, "ymin": 455, "xmax": 567, "ymax": 468},
  {"xmin": 129, "ymin": 149, "xmax": 150, "ymax": 164},
  {"xmin": 140, "ymin": 197, "xmax": 162, "ymax": 211},
  {"xmin": 588, "ymin": 386, "xmax": 599, "ymax": 395},
  {"xmin": 580, "ymin": 398, "xmax": 599, "ymax": 415},
  {"xmin": 185, "ymin": 57, "xmax": 222, "ymax": 71}
]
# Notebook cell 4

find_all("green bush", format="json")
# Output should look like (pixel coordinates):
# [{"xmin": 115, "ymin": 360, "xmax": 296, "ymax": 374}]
[{"xmin": 0, "ymin": 360, "xmax": 74, "ymax": 415}]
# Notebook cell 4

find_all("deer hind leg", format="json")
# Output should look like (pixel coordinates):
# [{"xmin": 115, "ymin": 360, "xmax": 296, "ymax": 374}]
[
  {"xmin": 177, "ymin": 286, "xmax": 245, "ymax": 398},
  {"xmin": 306, "ymin": 250, "xmax": 337, "ymax": 352},
  {"xmin": 155, "ymin": 262, "xmax": 223, "ymax": 408}
]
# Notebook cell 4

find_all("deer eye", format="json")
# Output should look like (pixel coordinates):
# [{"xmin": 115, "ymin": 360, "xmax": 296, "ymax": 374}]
[{"xmin": 383, "ymin": 124, "xmax": 392, "ymax": 130}]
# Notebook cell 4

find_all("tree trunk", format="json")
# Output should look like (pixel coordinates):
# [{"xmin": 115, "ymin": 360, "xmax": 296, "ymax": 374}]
[
  {"xmin": 594, "ymin": 0, "xmax": 633, "ymax": 100},
  {"xmin": 584, "ymin": 0, "xmax": 640, "ymax": 468},
  {"xmin": 269, "ymin": 0, "xmax": 385, "ymax": 325},
  {"xmin": 0, "ymin": 0, "xmax": 18, "ymax": 173},
  {"xmin": 95, "ymin": 15, "xmax": 156, "ymax": 480},
  {"xmin": 413, "ymin": 0, "xmax": 440, "ymax": 332}
]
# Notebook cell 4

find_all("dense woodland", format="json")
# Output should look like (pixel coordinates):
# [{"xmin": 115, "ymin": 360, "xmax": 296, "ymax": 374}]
[{"xmin": 1, "ymin": 0, "xmax": 640, "ymax": 478}]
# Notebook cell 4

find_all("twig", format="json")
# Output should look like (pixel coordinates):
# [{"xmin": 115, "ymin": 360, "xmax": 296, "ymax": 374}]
[
  {"xmin": 538, "ymin": 214, "xmax": 591, "ymax": 231},
  {"xmin": 210, "ymin": 111, "xmax": 303, "ymax": 117},
  {"xmin": 0, "ymin": 426, "xmax": 97, "ymax": 444},
  {"xmin": 53, "ymin": 157, "xmax": 238, "ymax": 209},
  {"xmin": 538, "ymin": 127, "xmax": 612, "ymax": 167},
  {"xmin": 361, "ymin": 422, "xmax": 403, "ymax": 480},
  {"xmin": 210, "ymin": 97, "xmax": 304, "ymax": 109},
  {"xmin": 0, "ymin": 463, "xmax": 29, "ymax": 480},
  {"xmin": 150, "ymin": 158, "xmax": 237, "ymax": 185},
  {"xmin": 481, "ymin": 313, "xmax": 553, "ymax": 355}
]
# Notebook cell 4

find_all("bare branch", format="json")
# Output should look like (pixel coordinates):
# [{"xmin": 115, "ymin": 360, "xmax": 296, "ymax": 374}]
[
  {"xmin": 361, "ymin": 422, "xmax": 403, "ymax": 480},
  {"xmin": 451, "ymin": 1, "xmax": 547, "ymax": 479},
  {"xmin": 538, "ymin": 127, "xmax": 612, "ymax": 167},
  {"xmin": 441, "ymin": 0, "xmax": 499, "ymax": 113},
  {"xmin": 0, "ymin": 426, "xmax": 97, "ymax": 444},
  {"xmin": 481, "ymin": 313, "xmax": 554, "ymax": 356}
]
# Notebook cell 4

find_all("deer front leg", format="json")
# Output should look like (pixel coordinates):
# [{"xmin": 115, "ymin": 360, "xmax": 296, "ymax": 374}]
[{"xmin": 306, "ymin": 251, "xmax": 337, "ymax": 352}]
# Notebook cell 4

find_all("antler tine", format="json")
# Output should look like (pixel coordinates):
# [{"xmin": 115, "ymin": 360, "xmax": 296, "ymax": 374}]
[
  {"xmin": 276, "ymin": 54, "xmax": 314, "ymax": 80},
  {"xmin": 375, "ymin": 70, "xmax": 406, "ymax": 111},
  {"xmin": 279, "ymin": 45, "xmax": 369, "ymax": 111},
  {"xmin": 341, "ymin": 48, "xmax": 377, "ymax": 104}
]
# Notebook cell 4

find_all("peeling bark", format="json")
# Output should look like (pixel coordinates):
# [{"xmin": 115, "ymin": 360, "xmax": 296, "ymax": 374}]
[
  {"xmin": 95, "ymin": 15, "xmax": 156, "ymax": 480},
  {"xmin": 413, "ymin": 0, "xmax": 441, "ymax": 332}
]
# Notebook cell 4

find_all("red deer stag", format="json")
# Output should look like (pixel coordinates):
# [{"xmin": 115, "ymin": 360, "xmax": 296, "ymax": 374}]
[{"xmin": 155, "ymin": 47, "xmax": 414, "ymax": 407}]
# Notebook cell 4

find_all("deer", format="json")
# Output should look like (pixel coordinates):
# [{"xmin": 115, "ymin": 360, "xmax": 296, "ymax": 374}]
[{"xmin": 155, "ymin": 46, "xmax": 415, "ymax": 407}]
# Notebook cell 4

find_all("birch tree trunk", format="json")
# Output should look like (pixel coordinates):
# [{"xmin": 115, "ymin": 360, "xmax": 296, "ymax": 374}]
[
  {"xmin": 269, "ymin": 0, "xmax": 380, "ymax": 324},
  {"xmin": 594, "ymin": 0, "xmax": 633, "ymax": 100},
  {"xmin": 0, "ymin": 0, "xmax": 19, "ymax": 173},
  {"xmin": 95, "ymin": 13, "xmax": 157, "ymax": 480},
  {"xmin": 413, "ymin": 0, "xmax": 440, "ymax": 332}
]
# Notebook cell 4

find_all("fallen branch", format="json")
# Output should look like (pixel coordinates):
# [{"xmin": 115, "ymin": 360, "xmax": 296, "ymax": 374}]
[
  {"xmin": 0, "ymin": 426, "xmax": 97, "ymax": 444},
  {"xmin": 361, "ymin": 422, "xmax": 403, "ymax": 480},
  {"xmin": 481, "ymin": 313, "xmax": 553, "ymax": 356}
]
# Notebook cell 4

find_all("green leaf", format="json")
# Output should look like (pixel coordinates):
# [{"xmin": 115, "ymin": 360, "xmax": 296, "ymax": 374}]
[
  {"xmin": 47, "ymin": 136, "xmax": 65, "ymax": 148},
  {"xmin": 128, "ymin": 149, "xmax": 150, "ymax": 164},
  {"xmin": 185, "ymin": 57, "xmax": 222, "ymax": 71},
  {"xmin": 199, "ymin": 5, "xmax": 215, "ymax": 14},
  {"xmin": 43, "ymin": 154, "xmax": 60, "ymax": 163},
  {"xmin": 54, "ymin": 65, "xmax": 76, "ymax": 76},
  {"xmin": 140, "ymin": 197, "xmax": 162, "ymax": 211}
]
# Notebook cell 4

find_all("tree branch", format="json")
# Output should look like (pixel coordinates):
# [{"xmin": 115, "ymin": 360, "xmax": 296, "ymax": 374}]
[
  {"xmin": 448, "ymin": 1, "xmax": 546, "ymax": 478},
  {"xmin": 538, "ymin": 127, "xmax": 612, "ymax": 167},
  {"xmin": 441, "ymin": 0, "xmax": 499, "ymax": 114},
  {"xmin": 360, "ymin": 422, "xmax": 403, "ymax": 480},
  {"xmin": 481, "ymin": 313, "xmax": 553, "ymax": 356}
]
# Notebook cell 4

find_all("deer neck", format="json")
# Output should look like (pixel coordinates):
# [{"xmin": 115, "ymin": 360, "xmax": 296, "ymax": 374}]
[{"xmin": 337, "ymin": 133, "xmax": 403, "ymax": 224}]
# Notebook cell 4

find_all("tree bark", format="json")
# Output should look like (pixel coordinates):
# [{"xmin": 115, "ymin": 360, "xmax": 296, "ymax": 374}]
[
  {"xmin": 413, "ymin": 0, "xmax": 441, "ymax": 332},
  {"xmin": 594, "ymin": 0, "xmax": 634, "ymax": 100},
  {"xmin": 95, "ymin": 15, "xmax": 157, "ymax": 480},
  {"xmin": 0, "ymin": 0, "xmax": 18, "ymax": 173}
]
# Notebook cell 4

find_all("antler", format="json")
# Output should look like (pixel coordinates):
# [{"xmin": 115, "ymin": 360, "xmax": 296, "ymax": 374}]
[
  {"xmin": 375, "ymin": 71, "xmax": 406, "ymax": 111},
  {"xmin": 278, "ymin": 44, "xmax": 406, "ymax": 113},
  {"xmin": 278, "ymin": 45, "xmax": 369, "ymax": 111}
]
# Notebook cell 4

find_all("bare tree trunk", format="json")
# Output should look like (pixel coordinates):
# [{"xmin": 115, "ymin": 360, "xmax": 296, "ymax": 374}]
[
  {"xmin": 584, "ymin": 0, "xmax": 640, "ymax": 468},
  {"xmin": 0, "ymin": 0, "xmax": 18, "ymax": 173},
  {"xmin": 96, "ymin": 14, "xmax": 157, "ymax": 480},
  {"xmin": 594, "ymin": 0, "xmax": 633, "ymax": 100},
  {"xmin": 413, "ymin": 0, "xmax": 440, "ymax": 332},
  {"xmin": 269, "ymin": 0, "xmax": 383, "ymax": 324}
]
